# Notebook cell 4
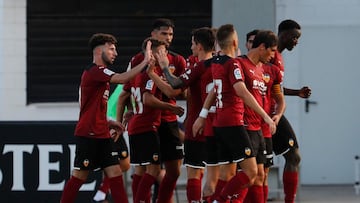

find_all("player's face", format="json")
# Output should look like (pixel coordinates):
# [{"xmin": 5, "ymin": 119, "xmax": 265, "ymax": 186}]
[
  {"xmin": 284, "ymin": 29, "xmax": 301, "ymax": 51},
  {"xmin": 246, "ymin": 35, "xmax": 256, "ymax": 51},
  {"xmin": 260, "ymin": 45, "xmax": 277, "ymax": 64},
  {"xmin": 101, "ymin": 43, "xmax": 117, "ymax": 66},
  {"xmin": 190, "ymin": 36, "xmax": 200, "ymax": 57},
  {"xmin": 152, "ymin": 45, "xmax": 167, "ymax": 64},
  {"xmin": 152, "ymin": 26, "xmax": 174, "ymax": 46}
]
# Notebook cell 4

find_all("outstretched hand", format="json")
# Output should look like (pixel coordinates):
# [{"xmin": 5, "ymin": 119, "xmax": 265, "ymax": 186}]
[
  {"xmin": 298, "ymin": 86, "xmax": 311, "ymax": 98},
  {"xmin": 143, "ymin": 40, "xmax": 153, "ymax": 65}
]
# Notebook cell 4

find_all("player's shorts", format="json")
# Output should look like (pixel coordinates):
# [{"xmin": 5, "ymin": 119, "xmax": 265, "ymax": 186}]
[
  {"xmin": 129, "ymin": 131, "xmax": 161, "ymax": 166},
  {"xmin": 183, "ymin": 139, "xmax": 206, "ymax": 169},
  {"xmin": 73, "ymin": 136, "xmax": 119, "ymax": 171},
  {"xmin": 204, "ymin": 135, "xmax": 219, "ymax": 166},
  {"xmin": 272, "ymin": 115, "xmax": 299, "ymax": 155},
  {"xmin": 112, "ymin": 134, "xmax": 129, "ymax": 160},
  {"xmin": 213, "ymin": 125, "xmax": 255, "ymax": 164},
  {"xmin": 264, "ymin": 137, "xmax": 274, "ymax": 168},
  {"xmin": 247, "ymin": 130, "xmax": 266, "ymax": 165},
  {"xmin": 158, "ymin": 121, "xmax": 184, "ymax": 161}
]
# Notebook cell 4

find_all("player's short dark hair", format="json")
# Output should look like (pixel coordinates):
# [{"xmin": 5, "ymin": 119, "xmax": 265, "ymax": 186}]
[
  {"xmin": 191, "ymin": 27, "xmax": 216, "ymax": 52},
  {"xmin": 152, "ymin": 18, "xmax": 175, "ymax": 30},
  {"xmin": 252, "ymin": 30, "xmax": 278, "ymax": 49},
  {"xmin": 278, "ymin": 19, "xmax": 301, "ymax": 34},
  {"xmin": 246, "ymin": 29, "xmax": 260, "ymax": 41},
  {"xmin": 142, "ymin": 37, "xmax": 168, "ymax": 51},
  {"xmin": 216, "ymin": 24, "xmax": 236, "ymax": 49},
  {"xmin": 88, "ymin": 33, "xmax": 117, "ymax": 51}
]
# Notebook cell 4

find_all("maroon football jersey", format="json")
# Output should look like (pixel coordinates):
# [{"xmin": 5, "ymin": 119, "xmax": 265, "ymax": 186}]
[
  {"xmin": 75, "ymin": 63, "xmax": 114, "ymax": 139},
  {"xmin": 211, "ymin": 55, "xmax": 245, "ymax": 127}
]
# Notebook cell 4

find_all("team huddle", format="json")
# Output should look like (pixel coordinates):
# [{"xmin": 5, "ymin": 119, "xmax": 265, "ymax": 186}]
[{"xmin": 60, "ymin": 18, "xmax": 311, "ymax": 203}]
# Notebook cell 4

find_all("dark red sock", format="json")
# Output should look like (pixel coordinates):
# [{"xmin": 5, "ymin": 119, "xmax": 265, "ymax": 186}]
[
  {"xmin": 247, "ymin": 185, "xmax": 264, "ymax": 203},
  {"xmin": 283, "ymin": 171, "xmax": 298, "ymax": 203},
  {"xmin": 186, "ymin": 178, "xmax": 202, "ymax": 203},
  {"xmin": 108, "ymin": 175, "xmax": 128, "ymax": 203},
  {"xmin": 263, "ymin": 185, "xmax": 269, "ymax": 203},
  {"xmin": 218, "ymin": 172, "xmax": 250, "ymax": 201},
  {"xmin": 60, "ymin": 176, "xmax": 84, "ymax": 203},
  {"xmin": 234, "ymin": 187, "xmax": 249, "ymax": 203},
  {"xmin": 211, "ymin": 179, "xmax": 227, "ymax": 202},
  {"xmin": 156, "ymin": 174, "xmax": 178, "ymax": 203},
  {"xmin": 135, "ymin": 173, "xmax": 156, "ymax": 203},
  {"xmin": 132, "ymin": 174, "xmax": 142, "ymax": 202},
  {"xmin": 99, "ymin": 176, "xmax": 110, "ymax": 193}
]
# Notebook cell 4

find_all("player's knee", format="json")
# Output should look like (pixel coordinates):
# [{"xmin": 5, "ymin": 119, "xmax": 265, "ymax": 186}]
[
  {"xmin": 285, "ymin": 149, "xmax": 301, "ymax": 166},
  {"xmin": 245, "ymin": 167, "xmax": 258, "ymax": 185}
]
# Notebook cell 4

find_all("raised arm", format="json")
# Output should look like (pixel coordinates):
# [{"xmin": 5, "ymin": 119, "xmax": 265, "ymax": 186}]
[
  {"xmin": 110, "ymin": 40, "xmax": 152, "ymax": 84},
  {"xmin": 283, "ymin": 86, "xmax": 311, "ymax": 98}
]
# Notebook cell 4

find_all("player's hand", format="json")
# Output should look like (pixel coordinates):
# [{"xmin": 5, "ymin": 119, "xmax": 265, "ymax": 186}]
[
  {"xmin": 143, "ymin": 40, "xmax": 153, "ymax": 65},
  {"xmin": 298, "ymin": 86, "xmax": 311, "ymax": 98},
  {"xmin": 122, "ymin": 110, "xmax": 134, "ymax": 126},
  {"xmin": 169, "ymin": 105, "xmax": 184, "ymax": 117},
  {"xmin": 154, "ymin": 48, "xmax": 169, "ymax": 70},
  {"xmin": 264, "ymin": 115, "xmax": 276, "ymax": 135},
  {"xmin": 272, "ymin": 114, "xmax": 281, "ymax": 125},
  {"xmin": 192, "ymin": 117, "xmax": 205, "ymax": 137},
  {"xmin": 108, "ymin": 120, "xmax": 125, "ymax": 142}
]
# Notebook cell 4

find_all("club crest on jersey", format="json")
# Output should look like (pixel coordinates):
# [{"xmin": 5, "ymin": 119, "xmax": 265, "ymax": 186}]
[
  {"xmin": 145, "ymin": 80, "xmax": 154, "ymax": 90},
  {"xmin": 234, "ymin": 68, "xmax": 242, "ymax": 80},
  {"xmin": 245, "ymin": 147, "xmax": 252, "ymax": 156},
  {"xmin": 103, "ymin": 68, "xmax": 115, "ymax": 76},
  {"xmin": 263, "ymin": 73, "xmax": 270, "ymax": 83},
  {"xmin": 153, "ymin": 154, "xmax": 159, "ymax": 162},
  {"xmin": 169, "ymin": 65, "xmax": 176, "ymax": 74},
  {"xmin": 83, "ymin": 159, "xmax": 90, "ymax": 167},
  {"xmin": 288, "ymin": 138, "xmax": 294, "ymax": 147}
]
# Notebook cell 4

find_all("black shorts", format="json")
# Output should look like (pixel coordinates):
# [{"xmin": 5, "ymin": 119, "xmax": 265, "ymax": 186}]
[
  {"xmin": 204, "ymin": 136, "xmax": 219, "ymax": 166},
  {"xmin": 73, "ymin": 136, "xmax": 119, "ymax": 171},
  {"xmin": 183, "ymin": 139, "xmax": 206, "ymax": 169},
  {"xmin": 272, "ymin": 115, "xmax": 299, "ymax": 155},
  {"xmin": 113, "ymin": 134, "xmax": 129, "ymax": 160},
  {"xmin": 264, "ymin": 137, "xmax": 274, "ymax": 168},
  {"xmin": 129, "ymin": 131, "xmax": 161, "ymax": 166},
  {"xmin": 213, "ymin": 126, "xmax": 255, "ymax": 164},
  {"xmin": 158, "ymin": 121, "xmax": 184, "ymax": 162},
  {"xmin": 247, "ymin": 130, "xmax": 266, "ymax": 165}
]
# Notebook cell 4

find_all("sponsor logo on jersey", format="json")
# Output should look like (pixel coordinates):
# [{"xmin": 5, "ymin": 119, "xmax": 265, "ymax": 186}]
[
  {"xmin": 145, "ymin": 80, "xmax": 154, "ymax": 90},
  {"xmin": 234, "ymin": 68, "xmax": 242, "ymax": 80},
  {"xmin": 103, "ymin": 68, "xmax": 115, "ymax": 76}
]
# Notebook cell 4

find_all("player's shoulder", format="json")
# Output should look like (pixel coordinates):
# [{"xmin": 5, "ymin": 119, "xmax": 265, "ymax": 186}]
[
  {"xmin": 168, "ymin": 50, "xmax": 185, "ymax": 60},
  {"xmin": 212, "ymin": 54, "xmax": 232, "ymax": 65},
  {"xmin": 84, "ymin": 63, "xmax": 97, "ymax": 70}
]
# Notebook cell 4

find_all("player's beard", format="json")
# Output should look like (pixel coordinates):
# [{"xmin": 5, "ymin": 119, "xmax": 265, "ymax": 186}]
[{"xmin": 101, "ymin": 52, "xmax": 113, "ymax": 66}]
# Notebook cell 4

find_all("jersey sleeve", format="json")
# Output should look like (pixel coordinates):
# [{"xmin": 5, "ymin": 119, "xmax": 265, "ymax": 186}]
[
  {"xmin": 89, "ymin": 66, "xmax": 114, "ymax": 82},
  {"xmin": 228, "ymin": 58, "xmax": 244, "ymax": 86},
  {"xmin": 179, "ymin": 62, "xmax": 204, "ymax": 88}
]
